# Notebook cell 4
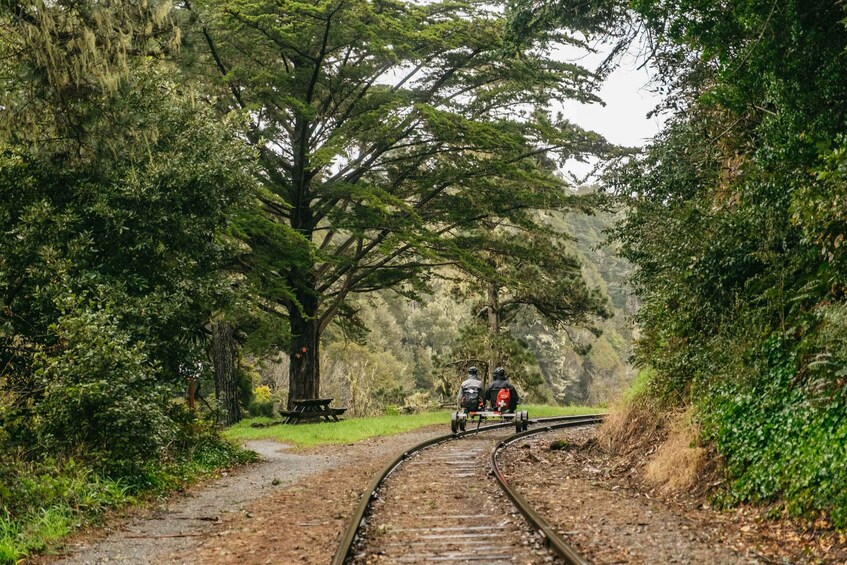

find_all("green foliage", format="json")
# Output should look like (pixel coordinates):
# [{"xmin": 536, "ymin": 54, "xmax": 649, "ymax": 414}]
[
  {"xmin": 606, "ymin": 0, "xmax": 847, "ymax": 525},
  {"xmin": 506, "ymin": 0, "xmax": 626, "ymax": 53},
  {"xmin": 1, "ymin": 0, "xmax": 254, "ymax": 468},
  {"xmin": 0, "ymin": 436, "xmax": 252, "ymax": 563},
  {"xmin": 0, "ymin": 1, "xmax": 259, "ymax": 558},
  {"xmin": 622, "ymin": 368, "xmax": 654, "ymax": 404},
  {"xmin": 700, "ymin": 338, "xmax": 847, "ymax": 526},
  {"xmin": 34, "ymin": 301, "xmax": 176, "ymax": 476},
  {"xmin": 182, "ymin": 0, "xmax": 617, "ymax": 399},
  {"xmin": 512, "ymin": 205, "xmax": 637, "ymax": 405},
  {"xmin": 322, "ymin": 341, "xmax": 408, "ymax": 417},
  {"xmin": 0, "ymin": 506, "xmax": 72, "ymax": 563},
  {"xmin": 449, "ymin": 320, "xmax": 550, "ymax": 402},
  {"xmin": 247, "ymin": 401, "xmax": 276, "ymax": 418}
]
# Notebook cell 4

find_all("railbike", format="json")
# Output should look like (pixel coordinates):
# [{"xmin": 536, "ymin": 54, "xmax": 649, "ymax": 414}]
[{"xmin": 450, "ymin": 403, "xmax": 529, "ymax": 433}]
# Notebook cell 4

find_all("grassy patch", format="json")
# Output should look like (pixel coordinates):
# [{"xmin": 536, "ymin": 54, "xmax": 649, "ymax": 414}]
[
  {"xmin": 225, "ymin": 404, "xmax": 600, "ymax": 447},
  {"xmin": 623, "ymin": 367, "xmax": 655, "ymax": 403}
]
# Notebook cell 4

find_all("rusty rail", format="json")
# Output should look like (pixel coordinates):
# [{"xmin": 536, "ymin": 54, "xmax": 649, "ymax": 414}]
[
  {"xmin": 331, "ymin": 413, "xmax": 604, "ymax": 565},
  {"xmin": 490, "ymin": 417, "xmax": 605, "ymax": 565}
]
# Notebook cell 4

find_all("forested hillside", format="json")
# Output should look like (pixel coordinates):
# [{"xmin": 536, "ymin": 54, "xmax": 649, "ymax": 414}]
[
  {"xmin": 255, "ymin": 205, "xmax": 636, "ymax": 416},
  {"xmin": 521, "ymin": 207, "xmax": 636, "ymax": 405}
]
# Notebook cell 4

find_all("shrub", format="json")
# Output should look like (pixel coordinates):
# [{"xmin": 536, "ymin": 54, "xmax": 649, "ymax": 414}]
[
  {"xmin": 402, "ymin": 391, "xmax": 435, "ymax": 413},
  {"xmin": 253, "ymin": 385, "xmax": 272, "ymax": 403},
  {"xmin": 700, "ymin": 337, "xmax": 847, "ymax": 526},
  {"xmin": 33, "ymin": 303, "xmax": 177, "ymax": 476},
  {"xmin": 247, "ymin": 400, "xmax": 275, "ymax": 418}
]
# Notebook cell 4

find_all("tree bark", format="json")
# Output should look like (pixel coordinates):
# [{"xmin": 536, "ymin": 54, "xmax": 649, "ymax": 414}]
[
  {"xmin": 212, "ymin": 321, "xmax": 240, "ymax": 426},
  {"xmin": 487, "ymin": 281, "xmax": 500, "ymax": 382},
  {"xmin": 286, "ymin": 109, "xmax": 322, "ymax": 410},
  {"xmin": 288, "ymin": 288, "xmax": 321, "ymax": 409}
]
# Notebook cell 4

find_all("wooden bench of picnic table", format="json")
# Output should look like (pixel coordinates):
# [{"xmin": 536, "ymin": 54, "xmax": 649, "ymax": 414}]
[{"xmin": 283, "ymin": 398, "xmax": 347, "ymax": 424}]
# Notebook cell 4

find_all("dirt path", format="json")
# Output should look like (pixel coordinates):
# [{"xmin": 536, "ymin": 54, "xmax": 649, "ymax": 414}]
[
  {"xmin": 53, "ymin": 422, "xmax": 840, "ymax": 565},
  {"xmin": 54, "ymin": 441, "xmax": 339, "ymax": 564},
  {"xmin": 51, "ymin": 428, "xmax": 445, "ymax": 565}
]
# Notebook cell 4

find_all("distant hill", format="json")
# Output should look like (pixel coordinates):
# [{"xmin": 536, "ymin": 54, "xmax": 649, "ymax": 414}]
[
  {"xmin": 288, "ymin": 204, "xmax": 637, "ymax": 412},
  {"xmin": 512, "ymin": 208, "xmax": 637, "ymax": 405}
]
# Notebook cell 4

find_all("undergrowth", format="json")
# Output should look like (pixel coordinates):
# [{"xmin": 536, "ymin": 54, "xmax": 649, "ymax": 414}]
[
  {"xmin": 699, "ymin": 339, "xmax": 847, "ymax": 527},
  {"xmin": 623, "ymin": 347, "xmax": 847, "ymax": 529},
  {"xmin": 0, "ymin": 439, "xmax": 254, "ymax": 564}
]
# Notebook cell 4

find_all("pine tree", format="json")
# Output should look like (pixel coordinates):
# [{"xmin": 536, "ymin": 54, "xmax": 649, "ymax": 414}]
[{"xmin": 183, "ymin": 0, "xmax": 614, "ymax": 405}]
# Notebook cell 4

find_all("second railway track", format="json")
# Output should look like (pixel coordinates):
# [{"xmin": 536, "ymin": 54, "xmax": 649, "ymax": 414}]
[{"xmin": 333, "ymin": 414, "xmax": 604, "ymax": 565}]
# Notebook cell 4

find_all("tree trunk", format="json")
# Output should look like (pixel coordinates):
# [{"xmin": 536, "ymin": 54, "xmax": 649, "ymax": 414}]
[
  {"xmin": 286, "ymin": 110, "xmax": 321, "ymax": 410},
  {"xmin": 288, "ymin": 288, "xmax": 320, "ymax": 409},
  {"xmin": 487, "ymin": 281, "xmax": 500, "ymax": 381},
  {"xmin": 212, "ymin": 321, "xmax": 240, "ymax": 426}
]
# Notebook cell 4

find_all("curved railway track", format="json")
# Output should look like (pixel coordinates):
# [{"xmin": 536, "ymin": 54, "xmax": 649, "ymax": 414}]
[{"xmin": 332, "ymin": 414, "xmax": 604, "ymax": 565}]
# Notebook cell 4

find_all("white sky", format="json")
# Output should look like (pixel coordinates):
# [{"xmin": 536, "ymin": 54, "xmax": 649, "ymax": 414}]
[
  {"xmin": 561, "ymin": 41, "xmax": 664, "ymax": 146},
  {"xmin": 554, "ymin": 41, "xmax": 666, "ymax": 181}
]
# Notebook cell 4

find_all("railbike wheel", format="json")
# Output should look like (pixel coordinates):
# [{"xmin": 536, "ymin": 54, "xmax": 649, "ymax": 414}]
[{"xmin": 450, "ymin": 412, "xmax": 458, "ymax": 434}]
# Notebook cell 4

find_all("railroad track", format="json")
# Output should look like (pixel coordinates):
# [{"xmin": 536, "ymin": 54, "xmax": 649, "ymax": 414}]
[{"xmin": 332, "ymin": 414, "xmax": 604, "ymax": 565}]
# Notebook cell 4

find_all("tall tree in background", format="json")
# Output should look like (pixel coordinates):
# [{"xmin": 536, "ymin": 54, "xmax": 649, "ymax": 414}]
[
  {"xmin": 454, "ymin": 221, "xmax": 610, "ymax": 382},
  {"xmin": 184, "ymin": 0, "xmax": 614, "ymax": 406}
]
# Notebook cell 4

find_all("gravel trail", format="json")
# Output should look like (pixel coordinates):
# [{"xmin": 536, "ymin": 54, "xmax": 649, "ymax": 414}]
[{"xmin": 55, "ymin": 441, "xmax": 339, "ymax": 565}]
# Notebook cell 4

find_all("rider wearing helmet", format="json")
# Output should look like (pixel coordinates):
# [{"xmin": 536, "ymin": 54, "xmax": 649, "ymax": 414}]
[
  {"xmin": 485, "ymin": 366, "xmax": 519, "ymax": 412},
  {"xmin": 457, "ymin": 366, "xmax": 484, "ymax": 413}
]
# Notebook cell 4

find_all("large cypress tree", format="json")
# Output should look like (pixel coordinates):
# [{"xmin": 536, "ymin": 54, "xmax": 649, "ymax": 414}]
[{"xmin": 184, "ymin": 0, "xmax": 613, "ymax": 405}]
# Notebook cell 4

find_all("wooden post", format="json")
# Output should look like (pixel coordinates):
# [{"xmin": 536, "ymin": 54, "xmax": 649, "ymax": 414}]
[{"xmin": 187, "ymin": 378, "xmax": 196, "ymax": 410}]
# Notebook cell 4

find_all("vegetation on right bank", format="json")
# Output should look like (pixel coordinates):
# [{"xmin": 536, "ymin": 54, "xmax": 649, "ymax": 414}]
[{"xmin": 598, "ymin": 0, "xmax": 847, "ymax": 526}]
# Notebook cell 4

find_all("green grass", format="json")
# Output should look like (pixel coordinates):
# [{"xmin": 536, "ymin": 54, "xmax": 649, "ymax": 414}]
[
  {"xmin": 623, "ymin": 367, "xmax": 655, "ymax": 403},
  {"xmin": 225, "ymin": 404, "xmax": 601, "ymax": 447},
  {"xmin": 0, "ymin": 505, "xmax": 76, "ymax": 563}
]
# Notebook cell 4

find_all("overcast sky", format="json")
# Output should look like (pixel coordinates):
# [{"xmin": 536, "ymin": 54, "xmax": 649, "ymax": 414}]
[
  {"xmin": 554, "ymin": 41, "xmax": 665, "ymax": 180},
  {"xmin": 566, "ymin": 58, "xmax": 664, "ymax": 147}
]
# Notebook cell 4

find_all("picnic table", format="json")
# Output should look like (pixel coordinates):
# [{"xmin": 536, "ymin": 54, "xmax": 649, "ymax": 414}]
[{"xmin": 282, "ymin": 398, "xmax": 347, "ymax": 424}]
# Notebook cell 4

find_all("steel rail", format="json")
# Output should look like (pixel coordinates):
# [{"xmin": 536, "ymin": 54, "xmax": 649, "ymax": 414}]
[
  {"xmin": 331, "ymin": 413, "xmax": 605, "ymax": 565},
  {"xmin": 490, "ymin": 417, "xmax": 605, "ymax": 565}
]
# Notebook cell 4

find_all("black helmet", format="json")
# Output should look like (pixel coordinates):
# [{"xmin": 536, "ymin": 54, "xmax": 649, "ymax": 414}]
[
  {"xmin": 493, "ymin": 366, "xmax": 506, "ymax": 379},
  {"xmin": 468, "ymin": 366, "xmax": 478, "ymax": 376}
]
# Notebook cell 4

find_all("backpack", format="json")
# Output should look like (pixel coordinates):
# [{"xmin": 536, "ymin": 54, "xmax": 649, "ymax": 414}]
[
  {"xmin": 461, "ymin": 387, "xmax": 482, "ymax": 412},
  {"xmin": 495, "ymin": 387, "xmax": 511, "ymax": 410}
]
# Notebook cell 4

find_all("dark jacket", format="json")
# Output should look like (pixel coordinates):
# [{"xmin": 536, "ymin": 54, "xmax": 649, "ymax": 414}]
[
  {"xmin": 457, "ymin": 377, "xmax": 484, "ymax": 404},
  {"xmin": 485, "ymin": 379, "xmax": 519, "ymax": 411}
]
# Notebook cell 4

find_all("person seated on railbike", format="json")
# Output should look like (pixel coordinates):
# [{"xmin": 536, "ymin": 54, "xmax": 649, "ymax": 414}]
[
  {"xmin": 485, "ymin": 366, "xmax": 519, "ymax": 413},
  {"xmin": 457, "ymin": 366, "xmax": 484, "ymax": 413}
]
